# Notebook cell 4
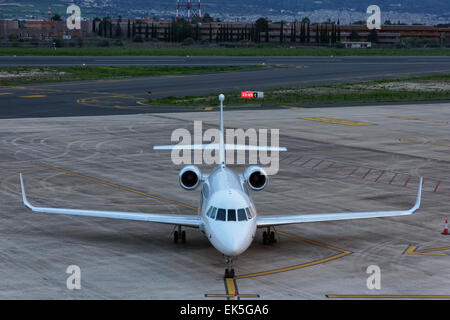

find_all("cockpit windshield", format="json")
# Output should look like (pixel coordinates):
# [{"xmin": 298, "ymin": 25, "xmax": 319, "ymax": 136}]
[
  {"xmin": 216, "ymin": 208, "xmax": 226, "ymax": 221},
  {"xmin": 206, "ymin": 206, "xmax": 255, "ymax": 221}
]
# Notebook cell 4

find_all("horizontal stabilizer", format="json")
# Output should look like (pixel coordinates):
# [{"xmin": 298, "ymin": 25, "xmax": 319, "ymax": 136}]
[{"xmin": 154, "ymin": 144, "xmax": 287, "ymax": 151}]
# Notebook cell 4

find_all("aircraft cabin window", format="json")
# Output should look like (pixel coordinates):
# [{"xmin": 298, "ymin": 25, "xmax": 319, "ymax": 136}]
[
  {"xmin": 237, "ymin": 209, "xmax": 247, "ymax": 221},
  {"xmin": 211, "ymin": 207, "xmax": 217, "ymax": 219},
  {"xmin": 216, "ymin": 208, "xmax": 226, "ymax": 221},
  {"xmin": 227, "ymin": 209, "xmax": 236, "ymax": 221},
  {"xmin": 245, "ymin": 207, "xmax": 252, "ymax": 219}
]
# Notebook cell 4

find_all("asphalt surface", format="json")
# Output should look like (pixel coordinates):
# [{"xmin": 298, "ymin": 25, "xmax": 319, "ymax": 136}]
[
  {"xmin": 1, "ymin": 56, "xmax": 450, "ymax": 67},
  {"xmin": 1, "ymin": 56, "xmax": 450, "ymax": 118},
  {"xmin": 1, "ymin": 56, "xmax": 449, "ymax": 299}
]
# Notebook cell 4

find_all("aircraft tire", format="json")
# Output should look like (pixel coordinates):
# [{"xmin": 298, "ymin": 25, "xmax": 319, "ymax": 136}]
[{"xmin": 269, "ymin": 231, "xmax": 276, "ymax": 243}]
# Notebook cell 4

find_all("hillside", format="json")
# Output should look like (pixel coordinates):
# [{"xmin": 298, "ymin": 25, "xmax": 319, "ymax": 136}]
[{"xmin": 0, "ymin": 0, "xmax": 448, "ymax": 21}]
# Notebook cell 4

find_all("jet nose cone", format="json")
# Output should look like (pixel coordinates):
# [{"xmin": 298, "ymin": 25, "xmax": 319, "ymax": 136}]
[
  {"xmin": 212, "ymin": 222, "xmax": 254, "ymax": 256},
  {"xmin": 223, "ymin": 239, "xmax": 248, "ymax": 256}
]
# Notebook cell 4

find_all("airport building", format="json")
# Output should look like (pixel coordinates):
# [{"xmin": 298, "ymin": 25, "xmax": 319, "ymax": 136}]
[
  {"xmin": 0, "ymin": 19, "xmax": 91, "ymax": 40},
  {"xmin": 1, "ymin": 18, "xmax": 449, "ymax": 47}
]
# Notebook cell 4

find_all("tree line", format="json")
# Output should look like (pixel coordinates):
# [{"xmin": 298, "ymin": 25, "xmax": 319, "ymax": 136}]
[{"xmin": 91, "ymin": 16, "xmax": 349, "ymax": 44}]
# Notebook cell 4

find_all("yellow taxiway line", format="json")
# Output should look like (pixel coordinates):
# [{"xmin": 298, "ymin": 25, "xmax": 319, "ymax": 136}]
[
  {"xmin": 303, "ymin": 117, "xmax": 374, "ymax": 126},
  {"xmin": 204, "ymin": 278, "xmax": 259, "ymax": 300},
  {"xmin": 280, "ymin": 106, "xmax": 307, "ymax": 110},
  {"xmin": 387, "ymin": 115, "xmax": 448, "ymax": 125},
  {"xmin": 404, "ymin": 245, "xmax": 450, "ymax": 256},
  {"xmin": 38, "ymin": 163, "xmax": 197, "ymax": 211},
  {"xmin": 327, "ymin": 294, "xmax": 450, "ymax": 299},
  {"xmin": 225, "ymin": 278, "xmax": 237, "ymax": 300},
  {"xmin": 205, "ymin": 294, "xmax": 260, "ymax": 298},
  {"xmin": 19, "ymin": 94, "xmax": 47, "ymax": 98},
  {"xmin": 235, "ymin": 231, "xmax": 352, "ymax": 279}
]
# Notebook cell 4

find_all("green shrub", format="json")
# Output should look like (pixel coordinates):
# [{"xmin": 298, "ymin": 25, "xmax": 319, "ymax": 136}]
[
  {"xmin": 133, "ymin": 35, "xmax": 144, "ymax": 42},
  {"xmin": 97, "ymin": 40, "xmax": 110, "ymax": 47},
  {"xmin": 182, "ymin": 37, "xmax": 195, "ymax": 46}
]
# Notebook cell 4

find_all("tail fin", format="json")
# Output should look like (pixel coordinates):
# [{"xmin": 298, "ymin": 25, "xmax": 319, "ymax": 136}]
[
  {"xmin": 153, "ymin": 94, "xmax": 287, "ymax": 161},
  {"xmin": 218, "ymin": 94, "xmax": 225, "ymax": 166}
]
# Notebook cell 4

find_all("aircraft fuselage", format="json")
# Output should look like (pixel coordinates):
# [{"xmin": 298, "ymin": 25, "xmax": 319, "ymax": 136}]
[{"xmin": 199, "ymin": 165, "xmax": 257, "ymax": 257}]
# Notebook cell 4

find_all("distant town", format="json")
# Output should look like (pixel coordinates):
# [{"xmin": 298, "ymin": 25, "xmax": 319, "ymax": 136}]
[
  {"xmin": 0, "ymin": 1, "xmax": 449, "ymax": 26},
  {"xmin": 1, "ymin": 14, "xmax": 449, "ymax": 49}
]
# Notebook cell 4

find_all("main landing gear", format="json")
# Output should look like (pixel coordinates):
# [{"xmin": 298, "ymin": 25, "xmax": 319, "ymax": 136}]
[
  {"xmin": 262, "ymin": 227, "xmax": 277, "ymax": 245},
  {"xmin": 173, "ymin": 225, "xmax": 186, "ymax": 244},
  {"xmin": 224, "ymin": 256, "xmax": 235, "ymax": 278}
]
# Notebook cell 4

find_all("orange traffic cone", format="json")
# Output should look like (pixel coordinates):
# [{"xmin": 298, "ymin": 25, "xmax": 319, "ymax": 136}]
[
  {"xmin": 234, "ymin": 291, "xmax": 238, "ymax": 298},
  {"xmin": 442, "ymin": 218, "xmax": 449, "ymax": 235}
]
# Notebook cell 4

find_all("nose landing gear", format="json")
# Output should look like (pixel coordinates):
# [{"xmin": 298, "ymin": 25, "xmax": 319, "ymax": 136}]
[
  {"xmin": 224, "ymin": 256, "xmax": 235, "ymax": 278},
  {"xmin": 262, "ymin": 227, "xmax": 277, "ymax": 245}
]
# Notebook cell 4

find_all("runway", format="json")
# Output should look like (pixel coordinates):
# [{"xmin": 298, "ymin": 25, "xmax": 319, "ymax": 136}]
[
  {"xmin": 0, "ymin": 102, "xmax": 449, "ymax": 299},
  {"xmin": 1, "ymin": 56, "xmax": 450, "ymax": 118},
  {"xmin": 2, "ymin": 56, "xmax": 450, "ymax": 67}
]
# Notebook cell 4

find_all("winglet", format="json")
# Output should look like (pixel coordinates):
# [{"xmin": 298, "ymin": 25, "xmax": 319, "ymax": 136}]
[
  {"xmin": 19, "ymin": 173, "xmax": 33, "ymax": 211},
  {"xmin": 410, "ymin": 177, "xmax": 422, "ymax": 213}
]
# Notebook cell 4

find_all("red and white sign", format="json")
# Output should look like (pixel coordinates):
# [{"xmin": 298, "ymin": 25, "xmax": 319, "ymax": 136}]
[
  {"xmin": 241, "ymin": 91, "xmax": 256, "ymax": 98},
  {"xmin": 241, "ymin": 91, "xmax": 264, "ymax": 99}
]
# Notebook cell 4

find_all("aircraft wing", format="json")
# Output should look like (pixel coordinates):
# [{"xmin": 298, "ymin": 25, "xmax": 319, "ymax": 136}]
[
  {"xmin": 19, "ymin": 174, "xmax": 201, "ymax": 228},
  {"xmin": 257, "ymin": 178, "xmax": 422, "ymax": 227}
]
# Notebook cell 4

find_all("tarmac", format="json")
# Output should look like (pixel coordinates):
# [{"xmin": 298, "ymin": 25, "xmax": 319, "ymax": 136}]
[{"xmin": 0, "ymin": 102, "xmax": 449, "ymax": 299}]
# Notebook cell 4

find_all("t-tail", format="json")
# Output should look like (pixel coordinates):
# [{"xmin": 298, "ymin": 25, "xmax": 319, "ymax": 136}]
[{"xmin": 153, "ymin": 94, "xmax": 287, "ymax": 162}]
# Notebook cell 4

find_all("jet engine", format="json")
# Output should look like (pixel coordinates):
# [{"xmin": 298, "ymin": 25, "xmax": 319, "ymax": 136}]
[
  {"xmin": 179, "ymin": 165, "xmax": 202, "ymax": 190},
  {"xmin": 244, "ymin": 166, "xmax": 268, "ymax": 191}
]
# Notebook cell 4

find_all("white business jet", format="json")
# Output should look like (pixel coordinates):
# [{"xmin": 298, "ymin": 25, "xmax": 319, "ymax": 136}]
[{"xmin": 20, "ymin": 94, "xmax": 422, "ymax": 278}]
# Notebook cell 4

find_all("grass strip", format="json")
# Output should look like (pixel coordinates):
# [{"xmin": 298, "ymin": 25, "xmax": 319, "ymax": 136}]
[
  {"xmin": 1, "ymin": 46, "xmax": 450, "ymax": 57},
  {"xmin": 0, "ymin": 65, "xmax": 260, "ymax": 85},
  {"xmin": 144, "ymin": 74, "xmax": 450, "ymax": 107}
]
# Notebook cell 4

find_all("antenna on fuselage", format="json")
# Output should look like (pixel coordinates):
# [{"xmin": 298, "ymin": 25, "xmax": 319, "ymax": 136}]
[{"xmin": 219, "ymin": 94, "xmax": 225, "ymax": 167}]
